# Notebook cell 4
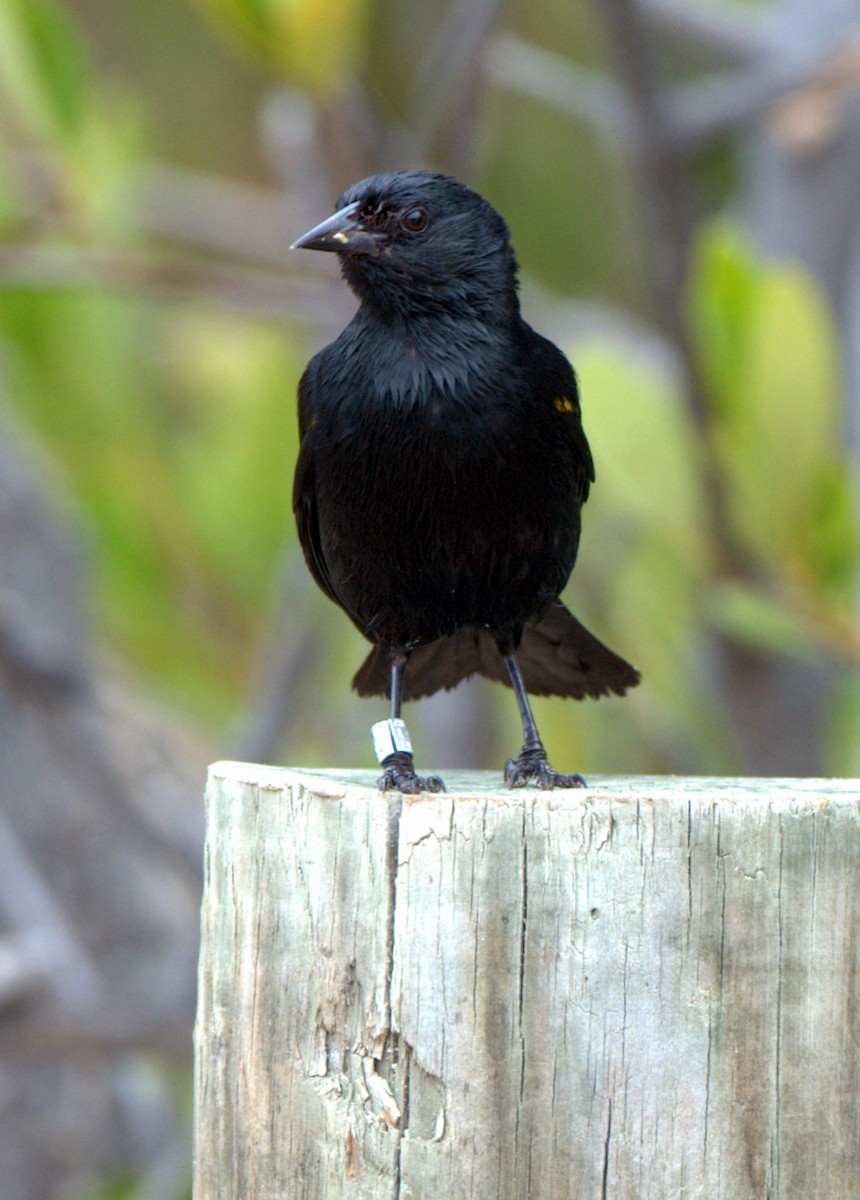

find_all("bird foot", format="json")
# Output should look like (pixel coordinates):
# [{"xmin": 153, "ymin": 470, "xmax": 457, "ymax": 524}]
[
  {"xmin": 504, "ymin": 746, "xmax": 586, "ymax": 790},
  {"xmin": 378, "ymin": 752, "xmax": 447, "ymax": 795}
]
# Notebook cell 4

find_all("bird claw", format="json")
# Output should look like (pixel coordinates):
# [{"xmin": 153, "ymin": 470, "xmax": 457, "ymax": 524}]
[
  {"xmin": 504, "ymin": 747, "xmax": 586, "ymax": 790},
  {"xmin": 378, "ymin": 752, "xmax": 447, "ymax": 795}
]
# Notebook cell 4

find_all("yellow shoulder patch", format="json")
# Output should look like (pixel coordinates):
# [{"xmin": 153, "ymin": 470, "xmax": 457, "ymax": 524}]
[{"xmin": 553, "ymin": 396, "xmax": 579, "ymax": 414}]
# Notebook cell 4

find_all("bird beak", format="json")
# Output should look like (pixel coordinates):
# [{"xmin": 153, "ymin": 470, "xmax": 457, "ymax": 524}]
[{"xmin": 290, "ymin": 201, "xmax": 384, "ymax": 257}]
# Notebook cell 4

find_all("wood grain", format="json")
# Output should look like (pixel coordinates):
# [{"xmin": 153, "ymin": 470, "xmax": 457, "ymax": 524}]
[{"xmin": 194, "ymin": 765, "xmax": 860, "ymax": 1200}]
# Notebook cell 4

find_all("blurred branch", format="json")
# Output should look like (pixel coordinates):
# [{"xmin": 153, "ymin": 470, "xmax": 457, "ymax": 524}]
[
  {"xmin": 783, "ymin": 594, "xmax": 860, "ymax": 665},
  {"xmin": 598, "ymin": 0, "xmax": 859, "ymax": 775},
  {"xmin": 486, "ymin": 35, "xmax": 631, "ymax": 136},
  {"xmin": 10, "ymin": 149, "xmax": 299, "ymax": 270},
  {"xmin": 0, "ymin": 934, "xmax": 53, "ymax": 1010},
  {"xmin": 52, "ymin": 691, "xmax": 204, "ymax": 888},
  {"xmin": 668, "ymin": 62, "xmax": 823, "ymax": 148},
  {"xmin": 0, "ymin": 582, "xmax": 84, "ymax": 695},
  {"xmin": 669, "ymin": 32, "xmax": 860, "ymax": 149},
  {"xmin": 766, "ymin": 34, "xmax": 860, "ymax": 153},
  {"xmin": 405, "ymin": 0, "xmax": 503, "ymax": 176},
  {"xmin": 0, "ymin": 806, "xmax": 103, "ymax": 1013},
  {"xmin": 228, "ymin": 2, "xmax": 511, "ymax": 765},
  {"xmin": 3, "ymin": 143, "xmax": 359, "ymax": 341},
  {"xmin": 0, "ymin": 395, "xmax": 202, "ymax": 1106},
  {"xmin": 136, "ymin": 162, "xmax": 295, "ymax": 267},
  {"xmin": 490, "ymin": 20, "xmax": 860, "ymax": 165},
  {"xmin": 639, "ymin": 0, "xmax": 773, "ymax": 64},
  {"xmin": 598, "ymin": 0, "xmax": 744, "ymax": 575},
  {"xmin": 0, "ymin": 242, "xmax": 349, "ymax": 325},
  {"xmin": 229, "ymin": 548, "xmax": 327, "ymax": 763},
  {"xmin": 260, "ymin": 2, "xmax": 506, "ymax": 199},
  {"xmin": 598, "ymin": 1, "xmax": 695, "ymax": 362},
  {"xmin": 260, "ymin": 90, "xmax": 339, "ymax": 216},
  {"xmin": 134, "ymin": 1129, "xmax": 194, "ymax": 1200},
  {"xmin": 0, "ymin": 1005, "xmax": 197, "ymax": 1056}
]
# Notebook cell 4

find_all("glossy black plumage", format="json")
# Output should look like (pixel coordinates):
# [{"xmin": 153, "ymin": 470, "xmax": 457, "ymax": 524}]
[{"xmin": 292, "ymin": 171, "xmax": 639, "ymax": 792}]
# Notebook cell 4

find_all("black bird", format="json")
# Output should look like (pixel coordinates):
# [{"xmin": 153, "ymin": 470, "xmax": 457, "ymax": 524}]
[{"xmin": 291, "ymin": 171, "xmax": 639, "ymax": 793}]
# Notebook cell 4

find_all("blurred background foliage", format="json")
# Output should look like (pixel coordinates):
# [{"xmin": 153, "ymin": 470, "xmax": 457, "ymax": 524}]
[{"xmin": 1, "ymin": 0, "xmax": 859, "ymax": 1195}]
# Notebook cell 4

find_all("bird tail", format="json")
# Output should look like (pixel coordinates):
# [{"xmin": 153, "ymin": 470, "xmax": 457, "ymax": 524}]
[{"xmin": 351, "ymin": 599, "xmax": 641, "ymax": 701}]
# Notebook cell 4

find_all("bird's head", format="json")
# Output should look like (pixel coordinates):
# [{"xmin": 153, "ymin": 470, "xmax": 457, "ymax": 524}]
[{"xmin": 291, "ymin": 170, "xmax": 519, "ymax": 322}]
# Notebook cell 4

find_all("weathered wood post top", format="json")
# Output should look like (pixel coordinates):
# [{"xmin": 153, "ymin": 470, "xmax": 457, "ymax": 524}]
[{"xmin": 194, "ymin": 764, "xmax": 860, "ymax": 1200}]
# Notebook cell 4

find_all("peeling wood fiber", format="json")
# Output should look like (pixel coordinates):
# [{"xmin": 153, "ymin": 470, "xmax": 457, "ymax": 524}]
[{"xmin": 194, "ymin": 766, "xmax": 860, "ymax": 1200}]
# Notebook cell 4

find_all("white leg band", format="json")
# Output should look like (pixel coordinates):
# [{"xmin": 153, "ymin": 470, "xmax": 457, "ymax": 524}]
[{"xmin": 372, "ymin": 719, "xmax": 413, "ymax": 763}]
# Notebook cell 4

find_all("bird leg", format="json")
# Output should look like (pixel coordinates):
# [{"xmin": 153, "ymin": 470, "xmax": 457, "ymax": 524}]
[
  {"xmin": 501, "ymin": 651, "xmax": 586, "ymax": 789},
  {"xmin": 373, "ymin": 651, "xmax": 446, "ymax": 794}
]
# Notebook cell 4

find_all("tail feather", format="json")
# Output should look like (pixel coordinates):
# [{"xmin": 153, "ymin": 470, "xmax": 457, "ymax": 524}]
[{"xmin": 351, "ymin": 600, "xmax": 640, "ymax": 701}]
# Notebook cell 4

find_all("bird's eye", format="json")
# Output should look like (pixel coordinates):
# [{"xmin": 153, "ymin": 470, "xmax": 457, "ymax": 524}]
[{"xmin": 400, "ymin": 207, "xmax": 429, "ymax": 233}]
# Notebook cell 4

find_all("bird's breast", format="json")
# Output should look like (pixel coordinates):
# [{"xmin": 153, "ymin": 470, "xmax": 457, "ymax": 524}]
[{"xmin": 306, "ymin": 323, "xmax": 582, "ymax": 641}]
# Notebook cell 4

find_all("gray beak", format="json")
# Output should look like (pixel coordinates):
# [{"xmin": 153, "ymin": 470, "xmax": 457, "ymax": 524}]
[{"xmin": 290, "ymin": 201, "xmax": 384, "ymax": 256}]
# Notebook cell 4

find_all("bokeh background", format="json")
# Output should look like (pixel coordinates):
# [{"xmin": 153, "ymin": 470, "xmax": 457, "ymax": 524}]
[{"xmin": 0, "ymin": 0, "xmax": 858, "ymax": 1195}]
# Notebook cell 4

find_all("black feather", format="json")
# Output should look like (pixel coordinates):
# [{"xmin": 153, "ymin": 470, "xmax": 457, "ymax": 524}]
[
  {"xmin": 353, "ymin": 600, "xmax": 640, "ymax": 701},
  {"xmin": 291, "ymin": 170, "xmax": 639, "ymax": 783}
]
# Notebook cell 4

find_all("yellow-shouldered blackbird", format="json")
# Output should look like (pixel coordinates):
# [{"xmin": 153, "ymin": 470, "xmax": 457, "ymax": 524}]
[{"xmin": 291, "ymin": 171, "xmax": 639, "ymax": 793}]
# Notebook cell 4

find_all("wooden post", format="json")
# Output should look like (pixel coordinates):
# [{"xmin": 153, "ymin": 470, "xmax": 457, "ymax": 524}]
[{"xmin": 194, "ymin": 763, "xmax": 860, "ymax": 1200}]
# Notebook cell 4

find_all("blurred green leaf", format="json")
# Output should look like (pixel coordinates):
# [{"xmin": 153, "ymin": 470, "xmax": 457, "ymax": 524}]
[
  {"xmin": 73, "ymin": 1173, "xmax": 138, "ymax": 1200},
  {"xmin": 573, "ymin": 341, "xmax": 707, "ymax": 566},
  {"xmin": 831, "ymin": 671, "xmax": 860, "ymax": 776},
  {"xmin": 73, "ymin": 1168, "xmax": 190, "ymax": 1200},
  {"xmin": 604, "ymin": 533, "xmax": 700, "ymax": 703},
  {"xmin": 163, "ymin": 312, "xmax": 299, "ymax": 609},
  {"xmin": 0, "ymin": 143, "xmax": 23, "ymax": 234},
  {"xmin": 0, "ymin": 288, "xmax": 304, "ymax": 724},
  {"xmin": 708, "ymin": 579, "xmax": 821, "ymax": 660},
  {"xmin": 735, "ymin": 263, "xmax": 841, "ymax": 505},
  {"xmin": 0, "ymin": 0, "xmax": 91, "ymax": 146},
  {"xmin": 550, "ymin": 341, "xmax": 734, "ymax": 767},
  {"xmin": 69, "ymin": 102, "xmax": 144, "ymax": 238},
  {"xmin": 691, "ymin": 223, "xmax": 854, "ymax": 590},
  {"xmin": 0, "ymin": 0, "xmax": 854, "ymax": 785},
  {"xmin": 688, "ymin": 222, "xmax": 758, "ymax": 420},
  {"xmin": 195, "ymin": 0, "xmax": 369, "ymax": 93},
  {"xmin": 807, "ymin": 461, "xmax": 859, "ymax": 603}
]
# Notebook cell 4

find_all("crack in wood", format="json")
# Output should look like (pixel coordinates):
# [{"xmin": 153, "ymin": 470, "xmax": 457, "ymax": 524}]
[
  {"xmin": 385, "ymin": 794, "xmax": 403, "ymax": 1200},
  {"xmin": 195, "ymin": 768, "xmax": 860, "ymax": 1198},
  {"xmin": 601, "ymin": 1097, "xmax": 612, "ymax": 1200}
]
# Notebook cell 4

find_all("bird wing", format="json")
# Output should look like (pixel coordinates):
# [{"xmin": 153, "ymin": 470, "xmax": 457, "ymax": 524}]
[
  {"xmin": 292, "ymin": 362, "xmax": 350, "ymax": 616},
  {"xmin": 292, "ymin": 436, "xmax": 339, "ymax": 608},
  {"xmin": 526, "ymin": 327, "xmax": 595, "ymax": 505},
  {"xmin": 556, "ymin": 385, "xmax": 595, "ymax": 507}
]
